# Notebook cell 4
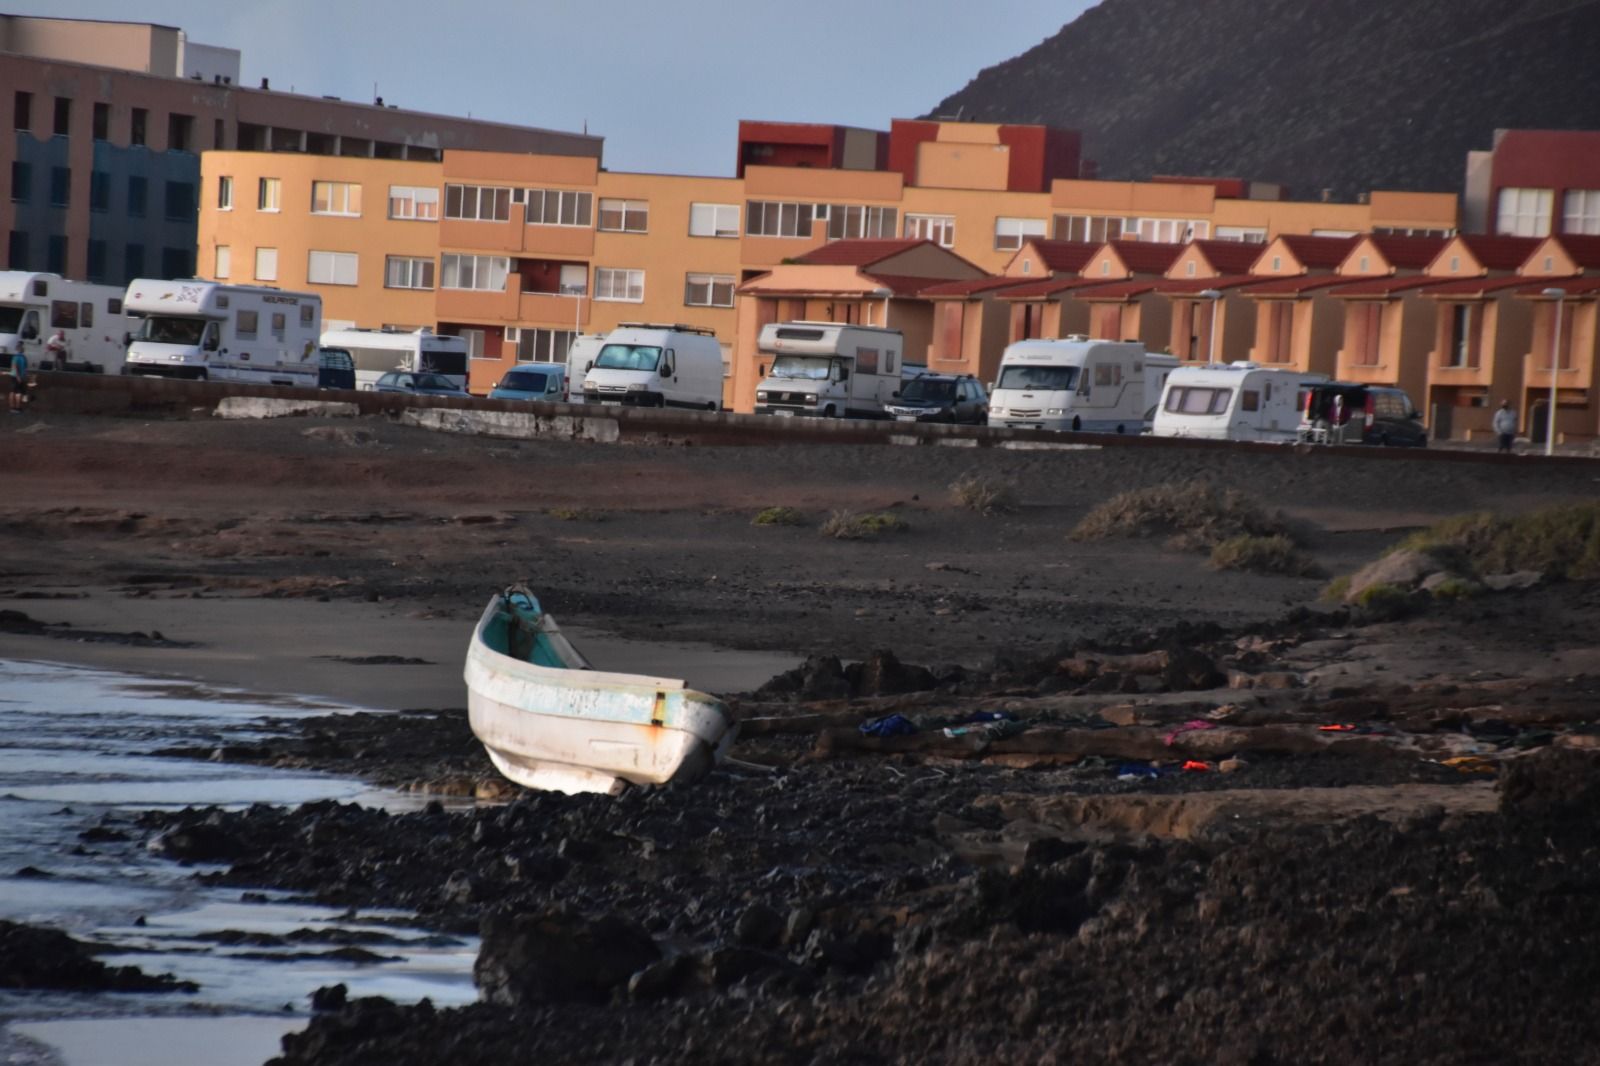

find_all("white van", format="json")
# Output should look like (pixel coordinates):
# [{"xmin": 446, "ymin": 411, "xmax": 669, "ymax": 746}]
[
  {"xmin": 753, "ymin": 321, "xmax": 903, "ymax": 419},
  {"xmin": 1153, "ymin": 363, "xmax": 1327, "ymax": 443},
  {"xmin": 123, "ymin": 280, "xmax": 322, "ymax": 385},
  {"xmin": 987, "ymin": 338, "xmax": 1179, "ymax": 434},
  {"xmin": 563, "ymin": 334, "xmax": 607, "ymax": 405},
  {"xmin": 318, "ymin": 327, "xmax": 469, "ymax": 392},
  {"xmin": 581, "ymin": 323, "xmax": 723, "ymax": 410},
  {"xmin": 0, "ymin": 271, "xmax": 133, "ymax": 374}
]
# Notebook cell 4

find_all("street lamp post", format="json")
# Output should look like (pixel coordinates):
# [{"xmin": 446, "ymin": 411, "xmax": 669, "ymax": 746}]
[
  {"xmin": 1198, "ymin": 289, "xmax": 1222, "ymax": 366},
  {"xmin": 1543, "ymin": 287, "xmax": 1566, "ymax": 457}
]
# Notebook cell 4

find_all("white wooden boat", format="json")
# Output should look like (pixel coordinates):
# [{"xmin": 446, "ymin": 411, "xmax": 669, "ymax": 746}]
[{"xmin": 463, "ymin": 587, "xmax": 736, "ymax": 795}]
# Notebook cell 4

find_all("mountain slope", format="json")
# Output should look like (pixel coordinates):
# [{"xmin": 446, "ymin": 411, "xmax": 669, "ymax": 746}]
[{"xmin": 929, "ymin": 0, "xmax": 1600, "ymax": 198}]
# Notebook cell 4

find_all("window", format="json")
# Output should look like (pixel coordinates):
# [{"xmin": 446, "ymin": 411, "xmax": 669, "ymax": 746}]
[
  {"xmin": 86, "ymin": 240, "xmax": 107, "ymax": 282},
  {"xmin": 92, "ymin": 102, "xmax": 109, "ymax": 141},
  {"xmin": 51, "ymin": 300, "xmax": 79, "ymax": 329},
  {"xmin": 385, "ymin": 256, "xmax": 435, "ymax": 289},
  {"xmin": 128, "ymin": 176, "xmax": 147, "ymax": 217},
  {"xmin": 454, "ymin": 328, "xmax": 487, "ymax": 358},
  {"xmin": 7, "ymin": 232, "xmax": 26, "ymax": 270},
  {"xmin": 237, "ymin": 310, "xmax": 259, "ymax": 338},
  {"xmin": 994, "ymin": 217, "xmax": 1047, "ymax": 251},
  {"xmin": 50, "ymin": 166, "xmax": 71, "ymax": 207},
  {"xmin": 1053, "ymin": 215, "xmax": 1125, "ymax": 243},
  {"xmin": 684, "ymin": 273, "xmax": 735, "ymax": 307},
  {"xmin": 164, "ymin": 180, "xmax": 195, "ymax": 221},
  {"xmin": 167, "ymin": 113, "xmax": 193, "ymax": 152},
  {"xmin": 1563, "ymin": 190, "xmax": 1600, "ymax": 236},
  {"xmin": 13, "ymin": 91, "xmax": 30, "ymax": 131},
  {"xmin": 598, "ymin": 198, "xmax": 648, "ymax": 233},
  {"xmin": 559, "ymin": 263, "xmax": 588, "ymax": 294},
  {"xmin": 745, "ymin": 200, "xmax": 818, "ymax": 238},
  {"xmin": 130, "ymin": 108, "xmax": 147, "ymax": 146},
  {"xmin": 689, "ymin": 202, "xmax": 739, "ymax": 238},
  {"xmin": 826, "ymin": 204, "xmax": 897, "ymax": 240},
  {"xmin": 160, "ymin": 247, "xmax": 190, "ymax": 278},
  {"xmin": 1350, "ymin": 302, "xmax": 1382, "ymax": 366},
  {"xmin": 1215, "ymin": 226, "xmax": 1268, "ymax": 243},
  {"xmin": 124, "ymin": 243, "xmax": 144, "ymax": 278},
  {"xmin": 1132, "ymin": 217, "xmax": 1207, "ymax": 243},
  {"xmin": 525, "ymin": 187, "xmax": 592, "ymax": 226},
  {"xmin": 215, "ymin": 245, "xmax": 231, "ymax": 279},
  {"xmin": 270, "ymin": 312, "xmax": 286, "ymax": 340},
  {"xmin": 444, "ymin": 184, "xmax": 511, "ymax": 221},
  {"xmin": 905, "ymin": 214, "xmax": 956, "ymax": 247},
  {"xmin": 300, "ymin": 304, "xmax": 314, "ymax": 326},
  {"xmin": 1240, "ymin": 390, "xmax": 1261, "ymax": 412},
  {"xmin": 514, "ymin": 327, "xmax": 575, "ymax": 362},
  {"xmin": 53, "ymin": 97, "xmax": 71, "ymax": 137},
  {"xmin": 11, "ymin": 161, "xmax": 30, "ymax": 203},
  {"xmin": 255, "ymin": 247, "xmax": 278, "ymax": 281},
  {"xmin": 214, "ymin": 118, "xmax": 225, "ymax": 150},
  {"xmin": 311, "ymin": 180, "xmax": 361, "ymax": 216},
  {"xmin": 389, "ymin": 185, "xmax": 440, "ymax": 220},
  {"xmin": 258, "ymin": 177, "xmax": 281, "ymax": 211},
  {"xmin": 594, "ymin": 267, "xmax": 644, "ymax": 302},
  {"xmin": 1163, "ymin": 386, "xmax": 1232, "ymax": 415},
  {"xmin": 1496, "ymin": 187, "xmax": 1553, "ymax": 237},
  {"xmin": 217, "ymin": 175, "xmax": 233, "ymax": 210},
  {"xmin": 308, "ymin": 250, "xmax": 359, "ymax": 286},
  {"xmin": 440, "ymin": 253, "xmax": 510, "ymax": 291},
  {"xmin": 1446, "ymin": 304, "xmax": 1476, "ymax": 368}
]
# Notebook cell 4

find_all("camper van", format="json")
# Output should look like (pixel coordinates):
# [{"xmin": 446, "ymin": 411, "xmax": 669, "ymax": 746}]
[
  {"xmin": 1151, "ymin": 363, "xmax": 1327, "ymax": 443},
  {"xmin": 753, "ymin": 321, "xmax": 904, "ymax": 419},
  {"xmin": 581, "ymin": 323, "xmax": 723, "ymax": 410},
  {"xmin": 122, "ymin": 280, "xmax": 322, "ymax": 385},
  {"xmin": 987, "ymin": 338, "xmax": 1179, "ymax": 434},
  {"xmin": 318, "ymin": 327, "xmax": 469, "ymax": 392},
  {"xmin": 0, "ymin": 271, "xmax": 133, "ymax": 374}
]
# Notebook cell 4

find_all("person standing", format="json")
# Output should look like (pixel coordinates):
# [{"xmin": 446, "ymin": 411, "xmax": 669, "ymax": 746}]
[
  {"xmin": 1493, "ymin": 399, "xmax": 1517, "ymax": 454},
  {"xmin": 7, "ymin": 351, "xmax": 28, "ymax": 413},
  {"xmin": 45, "ymin": 330, "xmax": 70, "ymax": 371}
]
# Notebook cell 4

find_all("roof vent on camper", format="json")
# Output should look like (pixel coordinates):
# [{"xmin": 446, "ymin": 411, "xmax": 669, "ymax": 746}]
[
  {"xmin": 1229, "ymin": 360, "xmax": 1259, "ymax": 369},
  {"xmin": 1063, "ymin": 333, "xmax": 1088, "ymax": 342}
]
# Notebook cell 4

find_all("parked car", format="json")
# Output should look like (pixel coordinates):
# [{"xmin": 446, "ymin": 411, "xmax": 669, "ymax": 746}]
[
  {"xmin": 314, "ymin": 347, "xmax": 357, "ymax": 391},
  {"xmin": 373, "ymin": 370, "xmax": 469, "ymax": 397},
  {"xmin": 884, "ymin": 373, "xmax": 989, "ymax": 424},
  {"xmin": 1297, "ymin": 382, "xmax": 1426, "ymax": 447},
  {"xmin": 489, "ymin": 362, "xmax": 569, "ymax": 403}
]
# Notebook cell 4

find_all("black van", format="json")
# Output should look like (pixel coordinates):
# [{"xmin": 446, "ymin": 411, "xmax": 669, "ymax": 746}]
[
  {"xmin": 316, "ymin": 347, "xmax": 357, "ymax": 391},
  {"xmin": 1298, "ymin": 383, "xmax": 1426, "ymax": 447}
]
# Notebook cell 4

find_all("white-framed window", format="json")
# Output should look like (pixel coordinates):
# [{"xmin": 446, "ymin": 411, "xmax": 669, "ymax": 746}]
[
  {"xmin": 457, "ymin": 328, "xmax": 487, "ymax": 359},
  {"xmin": 594, "ymin": 267, "xmax": 644, "ymax": 302},
  {"xmin": 1133, "ymin": 217, "xmax": 1208, "ymax": 242},
  {"xmin": 217, "ymin": 175, "xmax": 233, "ymax": 211},
  {"xmin": 214, "ymin": 245, "xmax": 230, "ymax": 279},
  {"xmin": 826, "ymin": 204, "xmax": 897, "ymax": 240},
  {"xmin": 308, "ymin": 250, "xmax": 358, "ymax": 286},
  {"xmin": 1215, "ymin": 226, "xmax": 1268, "ymax": 243},
  {"xmin": 905, "ymin": 214, "xmax": 955, "ymax": 247},
  {"xmin": 237, "ymin": 309, "xmax": 258, "ymax": 337},
  {"xmin": 311, "ymin": 181, "xmax": 361, "ymax": 216},
  {"xmin": 994, "ymin": 216, "xmax": 1047, "ymax": 251},
  {"xmin": 720, "ymin": 343, "xmax": 732, "ymax": 379},
  {"xmin": 385, "ymin": 255, "xmax": 435, "ymax": 290},
  {"xmin": 526, "ymin": 187, "xmax": 592, "ymax": 227},
  {"xmin": 440, "ymin": 254, "xmax": 510, "ymax": 291},
  {"xmin": 444, "ymin": 184, "xmax": 511, "ymax": 222},
  {"xmin": 1563, "ymin": 189, "xmax": 1600, "ymax": 236},
  {"xmin": 1311, "ymin": 228, "xmax": 1358, "ymax": 238},
  {"xmin": 512, "ymin": 327, "xmax": 575, "ymax": 362},
  {"xmin": 1496, "ymin": 187, "xmax": 1553, "ymax": 237},
  {"xmin": 689, "ymin": 202, "xmax": 740, "ymax": 238},
  {"xmin": 684, "ymin": 273, "xmax": 735, "ymax": 307},
  {"xmin": 389, "ymin": 185, "xmax": 440, "ymax": 221},
  {"xmin": 257, "ymin": 177, "xmax": 280, "ymax": 212},
  {"xmin": 1053, "ymin": 214, "xmax": 1124, "ymax": 243},
  {"xmin": 559, "ymin": 263, "xmax": 588, "ymax": 294},
  {"xmin": 745, "ymin": 200, "xmax": 818, "ymax": 238},
  {"xmin": 598, "ymin": 198, "xmax": 648, "ymax": 233},
  {"xmin": 254, "ymin": 246, "xmax": 277, "ymax": 281}
]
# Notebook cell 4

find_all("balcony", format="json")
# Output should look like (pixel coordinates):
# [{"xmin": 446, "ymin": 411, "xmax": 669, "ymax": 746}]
[
  {"xmin": 521, "ymin": 223, "xmax": 594, "ymax": 258},
  {"xmin": 518, "ymin": 290, "xmax": 590, "ymax": 327},
  {"xmin": 440, "ymin": 216, "xmax": 521, "ymax": 254},
  {"xmin": 1522, "ymin": 353, "xmax": 1593, "ymax": 392},
  {"xmin": 436, "ymin": 284, "xmax": 519, "ymax": 323}
]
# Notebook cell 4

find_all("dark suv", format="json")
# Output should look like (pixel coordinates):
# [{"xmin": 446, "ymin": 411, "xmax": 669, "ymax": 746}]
[
  {"xmin": 1298, "ymin": 383, "xmax": 1426, "ymax": 447},
  {"xmin": 884, "ymin": 374, "xmax": 989, "ymax": 424}
]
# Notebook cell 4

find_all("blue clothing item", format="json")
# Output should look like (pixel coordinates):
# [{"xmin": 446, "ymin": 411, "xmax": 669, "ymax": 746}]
[
  {"xmin": 10, "ymin": 353, "xmax": 26, "ymax": 382},
  {"xmin": 859, "ymin": 714, "xmax": 917, "ymax": 738}
]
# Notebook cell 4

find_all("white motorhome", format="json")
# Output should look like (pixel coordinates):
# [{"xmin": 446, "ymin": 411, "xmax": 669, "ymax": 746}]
[
  {"xmin": 0, "ymin": 271, "xmax": 133, "ymax": 374},
  {"xmin": 1152, "ymin": 363, "xmax": 1327, "ymax": 443},
  {"xmin": 123, "ymin": 280, "xmax": 322, "ymax": 385},
  {"xmin": 987, "ymin": 338, "xmax": 1179, "ymax": 434},
  {"xmin": 753, "ymin": 321, "xmax": 904, "ymax": 419},
  {"xmin": 318, "ymin": 327, "xmax": 469, "ymax": 392},
  {"xmin": 562, "ymin": 334, "xmax": 607, "ymax": 405},
  {"xmin": 581, "ymin": 323, "xmax": 723, "ymax": 410}
]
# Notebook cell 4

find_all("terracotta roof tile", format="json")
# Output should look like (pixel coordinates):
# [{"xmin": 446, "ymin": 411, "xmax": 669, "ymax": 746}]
[
  {"xmin": 1453, "ymin": 235, "xmax": 1543, "ymax": 272},
  {"xmin": 1187, "ymin": 240, "xmax": 1264, "ymax": 275},
  {"xmin": 1515, "ymin": 277, "xmax": 1600, "ymax": 297},
  {"xmin": 919, "ymin": 277, "xmax": 1033, "ymax": 298},
  {"xmin": 1023, "ymin": 239, "xmax": 1101, "ymax": 273},
  {"xmin": 1077, "ymin": 279, "xmax": 1160, "ymax": 300},
  {"xmin": 1157, "ymin": 274, "xmax": 1259, "ymax": 294},
  {"xmin": 860, "ymin": 272, "xmax": 942, "ymax": 297},
  {"xmin": 1242, "ymin": 275, "xmax": 1353, "ymax": 296},
  {"xmin": 1549, "ymin": 235, "xmax": 1600, "ymax": 271},
  {"xmin": 1104, "ymin": 240, "xmax": 1185, "ymax": 275},
  {"xmin": 1365, "ymin": 234, "xmax": 1450, "ymax": 270},
  {"xmin": 1419, "ymin": 276, "xmax": 1533, "ymax": 297},
  {"xmin": 996, "ymin": 277, "xmax": 1113, "ymax": 300},
  {"xmin": 1330, "ymin": 276, "xmax": 1442, "ymax": 297},
  {"xmin": 1275, "ymin": 234, "xmax": 1361, "ymax": 268}
]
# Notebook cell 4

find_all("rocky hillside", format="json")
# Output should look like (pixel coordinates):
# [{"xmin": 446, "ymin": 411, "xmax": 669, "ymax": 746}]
[{"xmin": 929, "ymin": 0, "xmax": 1600, "ymax": 198}]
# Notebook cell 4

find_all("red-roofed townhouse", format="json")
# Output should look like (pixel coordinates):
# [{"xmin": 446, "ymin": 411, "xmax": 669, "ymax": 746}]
[
  {"xmin": 1240, "ymin": 235, "xmax": 1361, "ymax": 372},
  {"xmin": 994, "ymin": 239, "xmax": 1102, "ymax": 342},
  {"xmin": 1074, "ymin": 240, "xmax": 1185, "ymax": 349},
  {"xmin": 1513, "ymin": 235, "xmax": 1600, "ymax": 443},
  {"xmin": 1156, "ymin": 240, "xmax": 1263, "ymax": 363},
  {"xmin": 731, "ymin": 238, "xmax": 987, "ymax": 411},
  {"xmin": 919, "ymin": 277, "xmax": 1037, "ymax": 382},
  {"xmin": 1419, "ymin": 235, "xmax": 1543, "ymax": 440},
  {"xmin": 1327, "ymin": 235, "xmax": 1449, "ymax": 408}
]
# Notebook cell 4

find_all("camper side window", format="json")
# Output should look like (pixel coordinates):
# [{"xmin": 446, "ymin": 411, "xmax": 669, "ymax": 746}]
[
  {"xmin": 300, "ymin": 305, "xmax": 314, "ymax": 325},
  {"xmin": 856, "ymin": 347, "xmax": 879, "ymax": 374},
  {"xmin": 1241, "ymin": 390, "xmax": 1261, "ymax": 412},
  {"xmin": 237, "ymin": 310, "xmax": 258, "ymax": 338},
  {"xmin": 51, "ymin": 300, "xmax": 79, "ymax": 330},
  {"xmin": 1094, "ymin": 364, "xmax": 1120, "ymax": 387},
  {"xmin": 271, "ymin": 313, "xmax": 286, "ymax": 340}
]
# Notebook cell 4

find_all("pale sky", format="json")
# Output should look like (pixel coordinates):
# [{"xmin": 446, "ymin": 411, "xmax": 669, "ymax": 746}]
[{"xmin": 31, "ymin": 1, "xmax": 1097, "ymax": 175}]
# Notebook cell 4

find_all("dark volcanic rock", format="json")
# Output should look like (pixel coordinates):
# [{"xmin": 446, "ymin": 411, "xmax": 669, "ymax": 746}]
[
  {"xmin": 0, "ymin": 921, "xmax": 197, "ymax": 993},
  {"xmin": 844, "ymin": 649, "xmax": 937, "ymax": 697},
  {"xmin": 473, "ymin": 907, "xmax": 660, "ymax": 1007},
  {"xmin": 1499, "ymin": 746, "xmax": 1600, "ymax": 824}
]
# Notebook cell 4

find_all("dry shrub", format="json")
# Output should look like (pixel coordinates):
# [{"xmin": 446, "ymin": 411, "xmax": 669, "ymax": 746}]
[
  {"xmin": 1071, "ymin": 482, "xmax": 1289, "ymax": 552},
  {"xmin": 1209, "ymin": 534, "xmax": 1322, "ymax": 577},
  {"xmin": 820, "ymin": 510, "xmax": 909, "ymax": 540},
  {"xmin": 1395, "ymin": 503, "xmax": 1600, "ymax": 579},
  {"xmin": 949, "ymin": 475, "xmax": 1017, "ymax": 516},
  {"xmin": 752, "ymin": 506, "xmax": 805, "ymax": 527}
]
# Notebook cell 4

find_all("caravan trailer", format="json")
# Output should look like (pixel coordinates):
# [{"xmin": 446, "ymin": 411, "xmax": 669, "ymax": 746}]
[
  {"xmin": 123, "ymin": 280, "xmax": 322, "ymax": 385},
  {"xmin": 987, "ymin": 338, "xmax": 1178, "ymax": 434},
  {"xmin": 0, "ymin": 272, "xmax": 133, "ymax": 374},
  {"xmin": 318, "ymin": 328, "xmax": 469, "ymax": 392},
  {"xmin": 1152, "ymin": 363, "xmax": 1327, "ymax": 443}
]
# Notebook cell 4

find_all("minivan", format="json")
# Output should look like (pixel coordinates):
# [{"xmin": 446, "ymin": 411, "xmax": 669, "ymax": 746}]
[
  {"xmin": 1298, "ymin": 383, "xmax": 1426, "ymax": 447},
  {"xmin": 490, "ymin": 362, "xmax": 569, "ymax": 403}
]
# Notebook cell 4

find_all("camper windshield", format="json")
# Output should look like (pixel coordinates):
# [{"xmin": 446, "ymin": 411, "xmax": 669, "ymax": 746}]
[
  {"xmin": 594, "ymin": 344, "xmax": 661, "ymax": 372},
  {"xmin": 997, "ymin": 365, "xmax": 1079, "ymax": 391},
  {"xmin": 767, "ymin": 355, "xmax": 834, "ymax": 381},
  {"xmin": 899, "ymin": 379, "xmax": 957, "ymax": 402},
  {"xmin": 137, "ymin": 316, "xmax": 206, "ymax": 345},
  {"xmin": 0, "ymin": 307, "xmax": 22, "ymax": 333}
]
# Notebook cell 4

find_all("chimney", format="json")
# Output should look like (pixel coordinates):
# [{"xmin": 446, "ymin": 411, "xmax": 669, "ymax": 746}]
[{"xmin": 260, "ymin": 77, "xmax": 270, "ymax": 90}]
